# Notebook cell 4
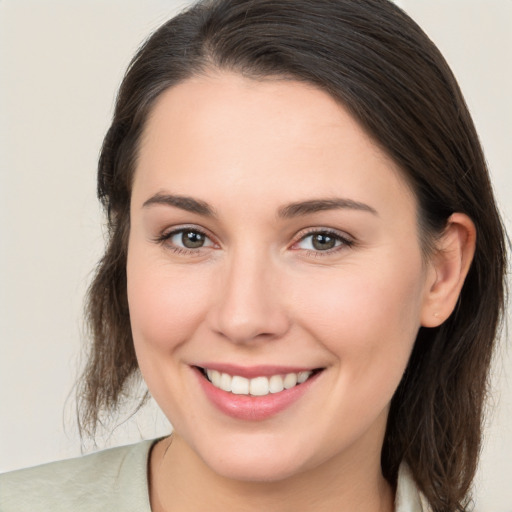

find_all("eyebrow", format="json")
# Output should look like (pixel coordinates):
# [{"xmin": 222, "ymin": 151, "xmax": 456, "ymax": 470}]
[
  {"xmin": 278, "ymin": 198, "xmax": 378, "ymax": 218},
  {"xmin": 142, "ymin": 193, "xmax": 377, "ymax": 218},
  {"xmin": 142, "ymin": 193, "xmax": 216, "ymax": 217}
]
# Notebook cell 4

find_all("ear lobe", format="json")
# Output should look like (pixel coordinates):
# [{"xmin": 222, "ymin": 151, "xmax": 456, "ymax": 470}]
[{"xmin": 421, "ymin": 213, "xmax": 476, "ymax": 328}]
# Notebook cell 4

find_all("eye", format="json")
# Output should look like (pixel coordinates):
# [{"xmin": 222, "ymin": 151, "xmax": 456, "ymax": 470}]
[
  {"xmin": 170, "ymin": 229, "xmax": 213, "ymax": 249},
  {"xmin": 293, "ymin": 230, "xmax": 353, "ymax": 253},
  {"xmin": 156, "ymin": 227, "xmax": 216, "ymax": 252}
]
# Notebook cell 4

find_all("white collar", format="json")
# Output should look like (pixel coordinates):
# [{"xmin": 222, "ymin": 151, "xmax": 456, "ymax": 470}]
[{"xmin": 395, "ymin": 464, "xmax": 431, "ymax": 512}]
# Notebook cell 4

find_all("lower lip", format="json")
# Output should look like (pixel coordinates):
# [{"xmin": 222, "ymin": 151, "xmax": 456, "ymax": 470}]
[{"xmin": 194, "ymin": 368, "xmax": 321, "ymax": 421}]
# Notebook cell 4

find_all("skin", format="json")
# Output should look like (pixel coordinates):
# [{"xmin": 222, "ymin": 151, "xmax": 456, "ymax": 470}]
[{"xmin": 126, "ymin": 72, "xmax": 475, "ymax": 512}]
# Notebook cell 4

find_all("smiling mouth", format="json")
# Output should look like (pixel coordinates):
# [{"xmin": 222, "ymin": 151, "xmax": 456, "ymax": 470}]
[{"xmin": 198, "ymin": 367, "xmax": 322, "ymax": 396}]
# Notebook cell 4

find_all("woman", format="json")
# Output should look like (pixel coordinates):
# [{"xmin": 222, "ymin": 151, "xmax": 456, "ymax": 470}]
[{"xmin": 1, "ymin": 0, "xmax": 506, "ymax": 511}]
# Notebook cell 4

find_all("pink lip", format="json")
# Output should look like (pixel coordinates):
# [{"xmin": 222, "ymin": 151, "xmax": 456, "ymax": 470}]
[
  {"xmin": 195, "ymin": 363, "xmax": 318, "ymax": 379},
  {"xmin": 193, "ymin": 366, "xmax": 322, "ymax": 421}
]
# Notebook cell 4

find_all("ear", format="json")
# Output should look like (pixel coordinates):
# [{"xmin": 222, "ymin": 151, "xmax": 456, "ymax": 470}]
[{"xmin": 421, "ymin": 213, "xmax": 476, "ymax": 328}]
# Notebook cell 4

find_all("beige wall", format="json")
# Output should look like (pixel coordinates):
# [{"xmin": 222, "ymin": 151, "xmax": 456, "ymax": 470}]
[{"xmin": 1, "ymin": 1, "xmax": 510, "ymax": 509}]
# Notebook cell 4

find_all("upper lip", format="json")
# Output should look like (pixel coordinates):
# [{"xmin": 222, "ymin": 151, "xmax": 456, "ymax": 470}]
[{"xmin": 194, "ymin": 363, "xmax": 322, "ymax": 379}]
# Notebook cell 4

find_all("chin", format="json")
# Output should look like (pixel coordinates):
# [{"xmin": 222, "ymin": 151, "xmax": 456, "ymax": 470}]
[
  {"xmin": 208, "ymin": 454, "xmax": 307, "ymax": 483},
  {"xmin": 193, "ymin": 433, "xmax": 317, "ymax": 483}
]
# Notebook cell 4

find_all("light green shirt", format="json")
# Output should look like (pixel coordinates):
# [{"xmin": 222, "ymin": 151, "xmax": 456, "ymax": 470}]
[{"xmin": 0, "ymin": 440, "xmax": 430, "ymax": 511}]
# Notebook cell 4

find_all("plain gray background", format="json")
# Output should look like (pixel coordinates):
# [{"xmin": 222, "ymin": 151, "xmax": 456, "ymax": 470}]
[{"xmin": 1, "ymin": 1, "xmax": 511, "ymax": 509}]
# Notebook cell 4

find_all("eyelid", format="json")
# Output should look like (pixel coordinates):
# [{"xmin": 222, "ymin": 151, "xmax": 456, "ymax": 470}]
[
  {"xmin": 290, "ymin": 227, "xmax": 355, "ymax": 252},
  {"xmin": 152, "ymin": 224, "xmax": 353, "ymax": 256},
  {"xmin": 153, "ymin": 224, "xmax": 218, "ymax": 253}
]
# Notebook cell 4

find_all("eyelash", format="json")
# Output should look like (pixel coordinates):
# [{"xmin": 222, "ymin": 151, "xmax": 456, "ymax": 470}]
[
  {"xmin": 153, "ymin": 226, "xmax": 214, "ymax": 256},
  {"xmin": 153, "ymin": 226, "xmax": 354, "ymax": 257},
  {"xmin": 292, "ymin": 228, "xmax": 354, "ymax": 257}
]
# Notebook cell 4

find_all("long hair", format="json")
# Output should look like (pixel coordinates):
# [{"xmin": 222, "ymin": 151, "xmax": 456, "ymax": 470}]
[{"xmin": 78, "ymin": 1, "xmax": 507, "ymax": 510}]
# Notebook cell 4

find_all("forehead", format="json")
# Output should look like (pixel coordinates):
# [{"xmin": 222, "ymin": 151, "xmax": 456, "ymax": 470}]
[
  {"xmin": 141, "ymin": 72, "xmax": 384, "ymax": 160},
  {"xmin": 133, "ymin": 72, "xmax": 415, "ymax": 216}
]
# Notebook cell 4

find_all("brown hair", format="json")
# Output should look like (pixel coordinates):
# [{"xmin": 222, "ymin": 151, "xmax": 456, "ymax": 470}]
[{"xmin": 78, "ymin": 1, "xmax": 507, "ymax": 510}]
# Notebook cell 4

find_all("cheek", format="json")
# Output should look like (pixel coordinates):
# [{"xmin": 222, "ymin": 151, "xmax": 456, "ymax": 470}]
[
  {"xmin": 126, "ymin": 250, "xmax": 212, "ymax": 353},
  {"xmin": 292, "ymin": 256, "xmax": 426, "ymax": 380}
]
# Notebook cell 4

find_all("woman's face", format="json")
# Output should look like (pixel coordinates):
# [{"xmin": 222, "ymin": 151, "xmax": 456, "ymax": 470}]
[{"xmin": 127, "ymin": 72, "xmax": 436, "ymax": 481}]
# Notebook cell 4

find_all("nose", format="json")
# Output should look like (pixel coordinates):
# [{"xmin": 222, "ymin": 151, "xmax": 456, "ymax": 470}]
[{"xmin": 207, "ymin": 249, "xmax": 290, "ymax": 344}]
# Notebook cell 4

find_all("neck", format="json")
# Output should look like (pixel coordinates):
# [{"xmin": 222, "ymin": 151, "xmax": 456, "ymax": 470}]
[{"xmin": 149, "ymin": 434, "xmax": 394, "ymax": 512}]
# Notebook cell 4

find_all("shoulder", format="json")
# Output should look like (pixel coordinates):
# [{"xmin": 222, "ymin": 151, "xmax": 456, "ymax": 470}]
[{"xmin": 0, "ymin": 439, "xmax": 156, "ymax": 512}]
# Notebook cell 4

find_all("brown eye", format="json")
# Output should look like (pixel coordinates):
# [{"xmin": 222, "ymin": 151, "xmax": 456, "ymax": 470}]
[
  {"xmin": 164, "ymin": 228, "xmax": 215, "ymax": 251},
  {"xmin": 311, "ymin": 233, "xmax": 337, "ymax": 251},
  {"xmin": 181, "ymin": 230, "xmax": 206, "ymax": 248},
  {"xmin": 294, "ymin": 230, "xmax": 352, "ymax": 253}
]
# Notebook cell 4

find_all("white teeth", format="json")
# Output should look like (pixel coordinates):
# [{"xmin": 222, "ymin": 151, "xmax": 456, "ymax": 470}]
[
  {"xmin": 297, "ymin": 371, "xmax": 310, "ymax": 384},
  {"xmin": 269, "ymin": 374, "xmax": 284, "ymax": 393},
  {"xmin": 283, "ymin": 373, "xmax": 298, "ymax": 389},
  {"xmin": 220, "ymin": 372, "xmax": 232, "ymax": 392},
  {"xmin": 249, "ymin": 376, "xmax": 269, "ymax": 396},
  {"xmin": 211, "ymin": 369, "xmax": 221, "ymax": 387},
  {"xmin": 204, "ymin": 369, "xmax": 313, "ymax": 396},
  {"xmin": 231, "ymin": 376, "xmax": 249, "ymax": 395}
]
